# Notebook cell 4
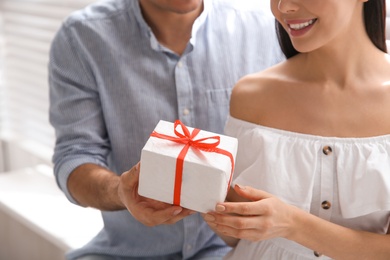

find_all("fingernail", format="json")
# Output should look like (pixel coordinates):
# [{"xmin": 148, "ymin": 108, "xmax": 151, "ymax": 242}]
[
  {"xmin": 204, "ymin": 214, "xmax": 215, "ymax": 221},
  {"xmin": 235, "ymin": 184, "xmax": 246, "ymax": 190},
  {"xmin": 216, "ymin": 204, "xmax": 225, "ymax": 212},
  {"xmin": 173, "ymin": 209, "xmax": 182, "ymax": 216}
]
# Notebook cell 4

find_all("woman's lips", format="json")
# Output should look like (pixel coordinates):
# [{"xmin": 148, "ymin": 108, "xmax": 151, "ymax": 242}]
[{"xmin": 286, "ymin": 18, "xmax": 317, "ymax": 37}]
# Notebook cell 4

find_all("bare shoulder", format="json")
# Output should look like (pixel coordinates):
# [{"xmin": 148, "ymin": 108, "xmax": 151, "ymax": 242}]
[{"xmin": 230, "ymin": 62, "xmax": 292, "ymax": 123}]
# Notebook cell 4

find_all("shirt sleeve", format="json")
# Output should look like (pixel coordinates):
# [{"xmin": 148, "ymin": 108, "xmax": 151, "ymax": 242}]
[{"xmin": 49, "ymin": 23, "xmax": 110, "ymax": 205}]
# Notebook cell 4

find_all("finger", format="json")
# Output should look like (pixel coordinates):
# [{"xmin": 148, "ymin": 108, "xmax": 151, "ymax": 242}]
[
  {"xmin": 162, "ymin": 209, "xmax": 196, "ymax": 225},
  {"xmin": 215, "ymin": 200, "xmax": 270, "ymax": 216},
  {"xmin": 210, "ymin": 221, "xmax": 262, "ymax": 242},
  {"xmin": 204, "ymin": 212, "xmax": 260, "ymax": 230},
  {"xmin": 203, "ymin": 213, "xmax": 262, "ymax": 241},
  {"xmin": 121, "ymin": 162, "xmax": 139, "ymax": 182},
  {"xmin": 118, "ymin": 164, "xmax": 141, "ymax": 209},
  {"xmin": 138, "ymin": 203, "xmax": 184, "ymax": 226},
  {"xmin": 146, "ymin": 207, "xmax": 196, "ymax": 226},
  {"xmin": 121, "ymin": 163, "xmax": 141, "ymax": 194},
  {"xmin": 233, "ymin": 184, "xmax": 273, "ymax": 202},
  {"xmin": 138, "ymin": 200, "xmax": 196, "ymax": 224}
]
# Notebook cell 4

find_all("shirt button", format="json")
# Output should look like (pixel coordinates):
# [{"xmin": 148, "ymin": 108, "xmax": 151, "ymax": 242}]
[
  {"xmin": 177, "ymin": 61, "xmax": 183, "ymax": 68},
  {"xmin": 322, "ymin": 146, "xmax": 332, "ymax": 155},
  {"xmin": 186, "ymin": 244, "xmax": 192, "ymax": 251},
  {"xmin": 314, "ymin": 251, "xmax": 322, "ymax": 257},
  {"xmin": 321, "ymin": 200, "xmax": 331, "ymax": 210},
  {"xmin": 183, "ymin": 108, "xmax": 190, "ymax": 115}
]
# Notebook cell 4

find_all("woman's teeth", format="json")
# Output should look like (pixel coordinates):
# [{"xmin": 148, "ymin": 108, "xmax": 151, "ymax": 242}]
[{"xmin": 289, "ymin": 19, "xmax": 316, "ymax": 30}]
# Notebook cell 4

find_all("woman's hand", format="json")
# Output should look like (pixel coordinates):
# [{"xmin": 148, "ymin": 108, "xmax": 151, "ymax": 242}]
[
  {"xmin": 205, "ymin": 184, "xmax": 390, "ymax": 260},
  {"xmin": 204, "ymin": 184, "xmax": 298, "ymax": 242}
]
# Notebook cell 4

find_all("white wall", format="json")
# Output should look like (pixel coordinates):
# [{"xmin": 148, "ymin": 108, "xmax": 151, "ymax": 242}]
[
  {"xmin": 387, "ymin": 0, "xmax": 390, "ymax": 40},
  {"xmin": 259, "ymin": 1, "xmax": 270, "ymax": 11}
]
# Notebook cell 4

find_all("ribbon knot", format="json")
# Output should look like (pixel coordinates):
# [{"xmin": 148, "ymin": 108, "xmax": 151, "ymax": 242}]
[{"xmin": 150, "ymin": 120, "xmax": 234, "ymax": 206}]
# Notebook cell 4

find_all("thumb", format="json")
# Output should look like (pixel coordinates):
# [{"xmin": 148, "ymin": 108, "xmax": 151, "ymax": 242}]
[
  {"xmin": 233, "ymin": 184, "xmax": 273, "ymax": 202},
  {"xmin": 121, "ymin": 162, "xmax": 140, "ymax": 190}
]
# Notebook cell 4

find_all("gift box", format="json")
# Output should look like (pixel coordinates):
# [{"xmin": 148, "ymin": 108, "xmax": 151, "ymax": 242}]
[{"xmin": 138, "ymin": 120, "xmax": 238, "ymax": 213}]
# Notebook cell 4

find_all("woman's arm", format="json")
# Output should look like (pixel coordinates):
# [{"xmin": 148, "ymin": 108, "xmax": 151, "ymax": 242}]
[
  {"xmin": 292, "ymin": 209, "xmax": 390, "ymax": 259},
  {"xmin": 204, "ymin": 184, "xmax": 390, "ymax": 260}
]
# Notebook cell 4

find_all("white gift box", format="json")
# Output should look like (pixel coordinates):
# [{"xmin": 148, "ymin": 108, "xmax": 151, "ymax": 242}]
[{"xmin": 138, "ymin": 120, "xmax": 238, "ymax": 213}]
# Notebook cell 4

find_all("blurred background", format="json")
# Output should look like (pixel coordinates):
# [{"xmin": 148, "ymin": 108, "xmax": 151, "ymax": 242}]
[
  {"xmin": 0, "ymin": 1, "xmax": 388, "ymax": 260},
  {"xmin": 0, "ymin": 1, "xmax": 99, "ymax": 260},
  {"xmin": 0, "ymin": 0, "xmax": 94, "ymax": 172}
]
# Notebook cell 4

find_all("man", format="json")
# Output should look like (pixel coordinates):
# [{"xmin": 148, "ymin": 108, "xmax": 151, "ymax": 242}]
[{"xmin": 49, "ymin": 0, "xmax": 283, "ymax": 259}]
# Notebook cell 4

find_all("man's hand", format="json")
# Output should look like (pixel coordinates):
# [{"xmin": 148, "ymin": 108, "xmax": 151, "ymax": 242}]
[{"xmin": 118, "ymin": 163, "xmax": 195, "ymax": 226}]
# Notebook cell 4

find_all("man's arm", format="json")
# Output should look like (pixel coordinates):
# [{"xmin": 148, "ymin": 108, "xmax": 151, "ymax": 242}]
[
  {"xmin": 68, "ymin": 163, "xmax": 124, "ymax": 210},
  {"xmin": 68, "ymin": 163, "xmax": 195, "ymax": 226}
]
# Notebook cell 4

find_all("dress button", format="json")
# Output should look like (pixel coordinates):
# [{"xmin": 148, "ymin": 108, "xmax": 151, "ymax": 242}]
[
  {"xmin": 321, "ymin": 200, "xmax": 331, "ymax": 210},
  {"xmin": 322, "ymin": 146, "xmax": 332, "ymax": 155},
  {"xmin": 314, "ymin": 251, "xmax": 322, "ymax": 257}
]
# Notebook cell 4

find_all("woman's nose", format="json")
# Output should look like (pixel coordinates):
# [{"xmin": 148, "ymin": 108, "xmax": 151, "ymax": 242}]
[{"xmin": 278, "ymin": 0, "xmax": 299, "ymax": 13}]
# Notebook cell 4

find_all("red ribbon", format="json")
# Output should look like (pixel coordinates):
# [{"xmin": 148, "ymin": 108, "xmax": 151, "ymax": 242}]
[{"xmin": 150, "ymin": 120, "xmax": 235, "ymax": 206}]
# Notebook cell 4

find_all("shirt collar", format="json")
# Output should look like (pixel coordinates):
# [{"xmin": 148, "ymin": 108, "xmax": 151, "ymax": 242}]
[
  {"xmin": 190, "ymin": 0, "xmax": 210, "ymax": 48},
  {"xmin": 132, "ymin": 0, "xmax": 210, "ymax": 55},
  {"xmin": 131, "ymin": 0, "xmax": 152, "ymax": 38}
]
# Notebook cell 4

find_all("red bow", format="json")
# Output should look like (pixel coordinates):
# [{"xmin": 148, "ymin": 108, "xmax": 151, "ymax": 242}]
[{"xmin": 151, "ymin": 120, "xmax": 234, "ymax": 206}]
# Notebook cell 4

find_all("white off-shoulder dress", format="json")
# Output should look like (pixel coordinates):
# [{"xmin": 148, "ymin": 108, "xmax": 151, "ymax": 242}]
[{"xmin": 224, "ymin": 116, "xmax": 390, "ymax": 260}]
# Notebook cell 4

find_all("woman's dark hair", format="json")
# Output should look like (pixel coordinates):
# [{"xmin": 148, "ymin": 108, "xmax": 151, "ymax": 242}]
[{"xmin": 276, "ymin": 0, "xmax": 387, "ymax": 58}]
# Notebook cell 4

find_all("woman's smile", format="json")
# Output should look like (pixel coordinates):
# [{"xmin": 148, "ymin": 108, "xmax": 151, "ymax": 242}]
[{"xmin": 286, "ymin": 18, "xmax": 317, "ymax": 37}]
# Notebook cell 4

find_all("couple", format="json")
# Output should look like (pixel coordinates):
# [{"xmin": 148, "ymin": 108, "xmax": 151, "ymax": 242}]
[{"xmin": 49, "ymin": 0, "xmax": 390, "ymax": 259}]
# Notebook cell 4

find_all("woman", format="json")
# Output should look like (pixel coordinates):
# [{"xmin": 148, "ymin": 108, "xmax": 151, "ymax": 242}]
[{"xmin": 204, "ymin": 0, "xmax": 390, "ymax": 259}]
